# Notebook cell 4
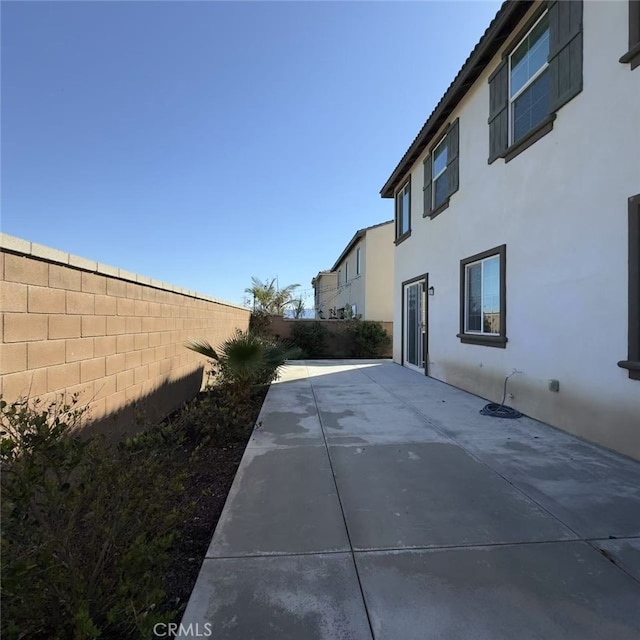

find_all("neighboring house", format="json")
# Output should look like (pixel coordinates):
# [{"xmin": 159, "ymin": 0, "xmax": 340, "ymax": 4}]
[
  {"xmin": 312, "ymin": 220, "xmax": 394, "ymax": 320},
  {"xmin": 380, "ymin": 0, "xmax": 640, "ymax": 458},
  {"xmin": 311, "ymin": 270, "xmax": 338, "ymax": 319}
]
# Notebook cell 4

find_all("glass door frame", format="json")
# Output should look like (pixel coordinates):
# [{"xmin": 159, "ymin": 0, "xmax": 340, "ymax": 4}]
[{"xmin": 402, "ymin": 273, "xmax": 429, "ymax": 375}]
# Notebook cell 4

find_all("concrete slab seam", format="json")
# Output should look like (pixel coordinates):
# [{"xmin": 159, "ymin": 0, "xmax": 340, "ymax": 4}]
[
  {"xmin": 357, "ymin": 366, "xmax": 587, "ymax": 544},
  {"xmin": 350, "ymin": 537, "xmax": 591, "ymax": 555},
  {"xmin": 205, "ymin": 548, "xmax": 354, "ymax": 561},
  {"xmin": 357, "ymin": 365, "xmax": 640, "ymax": 584},
  {"xmin": 588, "ymin": 540, "xmax": 640, "ymax": 587},
  {"xmin": 308, "ymin": 361, "xmax": 376, "ymax": 640}
]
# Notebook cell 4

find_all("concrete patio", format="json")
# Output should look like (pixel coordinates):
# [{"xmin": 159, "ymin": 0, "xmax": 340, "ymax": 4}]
[{"xmin": 180, "ymin": 360, "xmax": 640, "ymax": 639}]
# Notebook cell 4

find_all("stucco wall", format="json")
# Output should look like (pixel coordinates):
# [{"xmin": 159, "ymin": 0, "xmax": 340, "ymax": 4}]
[
  {"xmin": 0, "ymin": 235, "xmax": 250, "ymax": 437},
  {"xmin": 364, "ymin": 222, "xmax": 394, "ymax": 321},
  {"xmin": 314, "ymin": 271, "xmax": 339, "ymax": 319},
  {"xmin": 391, "ymin": 1, "xmax": 640, "ymax": 458},
  {"xmin": 331, "ymin": 221, "xmax": 394, "ymax": 321},
  {"xmin": 334, "ymin": 240, "xmax": 366, "ymax": 317}
]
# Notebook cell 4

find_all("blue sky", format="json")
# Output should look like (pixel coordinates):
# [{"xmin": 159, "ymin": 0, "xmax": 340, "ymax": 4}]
[{"xmin": 1, "ymin": 0, "xmax": 501, "ymax": 306}]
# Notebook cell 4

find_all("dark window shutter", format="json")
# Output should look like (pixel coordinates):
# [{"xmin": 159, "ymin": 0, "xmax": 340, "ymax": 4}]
[
  {"xmin": 548, "ymin": 0, "xmax": 583, "ymax": 111},
  {"xmin": 422, "ymin": 154, "xmax": 432, "ymax": 216},
  {"xmin": 631, "ymin": 1, "xmax": 640, "ymax": 50},
  {"xmin": 446, "ymin": 118, "xmax": 459, "ymax": 197},
  {"xmin": 407, "ymin": 174, "xmax": 411, "ymax": 232},
  {"xmin": 488, "ymin": 59, "xmax": 509, "ymax": 163}
]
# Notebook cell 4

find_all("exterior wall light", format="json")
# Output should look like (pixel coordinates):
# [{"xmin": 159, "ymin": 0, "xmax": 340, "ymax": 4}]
[{"xmin": 427, "ymin": 286, "xmax": 435, "ymax": 296}]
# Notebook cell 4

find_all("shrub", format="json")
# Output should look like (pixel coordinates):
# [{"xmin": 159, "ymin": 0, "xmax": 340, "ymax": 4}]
[
  {"xmin": 186, "ymin": 330, "xmax": 301, "ymax": 393},
  {"xmin": 289, "ymin": 321, "xmax": 328, "ymax": 358},
  {"xmin": 163, "ymin": 384, "xmax": 264, "ymax": 446},
  {"xmin": 185, "ymin": 331, "xmax": 300, "ymax": 444},
  {"xmin": 347, "ymin": 320, "xmax": 392, "ymax": 358},
  {"xmin": 248, "ymin": 311, "xmax": 273, "ymax": 338},
  {"xmin": 1, "ymin": 396, "xmax": 186, "ymax": 640}
]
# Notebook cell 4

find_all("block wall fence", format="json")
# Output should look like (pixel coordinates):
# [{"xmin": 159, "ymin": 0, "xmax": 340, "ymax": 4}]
[
  {"xmin": 269, "ymin": 316, "xmax": 394, "ymax": 358},
  {"xmin": 0, "ymin": 235, "xmax": 250, "ymax": 438}
]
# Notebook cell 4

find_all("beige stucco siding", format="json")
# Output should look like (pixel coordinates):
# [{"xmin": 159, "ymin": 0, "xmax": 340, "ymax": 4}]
[
  {"xmin": 313, "ymin": 271, "xmax": 338, "ymax": 318},
  {"xmin": 364, "ymin": 222, "xmax": 394, "ymax": 321},
  {"xmin": 334, "ymin": 240, "xmax": 366, "ymax": 317},
  {"xmin": 331, "ymin": 221, "xmax": 394, "ymax": 320}
]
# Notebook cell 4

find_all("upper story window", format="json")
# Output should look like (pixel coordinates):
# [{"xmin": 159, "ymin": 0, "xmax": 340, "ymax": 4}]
[
  {"xmin": 345, "ymin": 261, "xmax": 348, "ymax": 283},
  {"xmin": 620, "ymin": 0, "xmax": 640, "ymax": 68},
  {"xmin": 458, "ymin": 245, "xmax": 507, "ymax": 348},
  {"xmin": 509, "ymin": 13, "xmax": 550, "ymax": 144},
  {"xmin": 395, "ymin": 178, "xmax": 411, "ymax": 242},
  {"xmin": 356, "ymin": 246, "xmax": 361, "ymax": 275},
  {"xmin": 423, "ymin": 120, "xmax": 459, "ymax": 219},
  {"xmin": 489, "ymin": 1, "xmax": 583, "ymax": 164},
  {"xmin": 432, "ymin": 137, "xmax": 449, "ymax": 207}
]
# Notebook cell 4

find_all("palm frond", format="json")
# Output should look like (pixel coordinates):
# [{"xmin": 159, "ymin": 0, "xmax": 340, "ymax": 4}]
[
  {"xmin": 185, "ymin": 329, "xmax": 301, "ymax": 389},
  {"xmin": 184, "ymin": 340, "xmax": 220, "ymax": 361},
  {"xmin": 263, "ymin": 341, "xmax": 303, "ymax": 373},
  {"xmin": 243, "ymin": 277, "xmax": 301, "ymax": 314}
]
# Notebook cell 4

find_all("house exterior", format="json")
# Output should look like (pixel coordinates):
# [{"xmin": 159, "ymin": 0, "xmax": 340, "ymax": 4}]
[
  {"xmin": 311, "ymin": 270, "xmax": 338, "ymax": 319},
  {"xmin": 381, "ymin": 0, "xmax": 640, "ymax": 459},
  {"xmin": 312, "ymin": 220, "xmax": 394, "ymax": 321}
]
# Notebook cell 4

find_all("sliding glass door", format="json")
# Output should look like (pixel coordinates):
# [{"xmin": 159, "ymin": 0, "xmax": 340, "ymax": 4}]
[{"xmin": 404, "ymin": 278, "xmax": 426, "ymax": 373}]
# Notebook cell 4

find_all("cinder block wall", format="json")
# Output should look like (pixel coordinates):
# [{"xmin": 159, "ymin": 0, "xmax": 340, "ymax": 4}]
[{"xmin": 0, "ymin": 235, "xmax": 250, "ymax": 437}]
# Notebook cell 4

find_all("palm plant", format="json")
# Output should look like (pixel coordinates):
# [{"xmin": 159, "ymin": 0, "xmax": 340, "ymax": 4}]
[
  {"xmin": 244, "ymin": 277, "xmax": 301, "ymax": 315},
  {"xmin": 290, "ymin": 297, "xmax": 306, "ymax": 319},
  {"xmin": 185, "ymin": 330, "xmax": 301, "ymax": 395}
]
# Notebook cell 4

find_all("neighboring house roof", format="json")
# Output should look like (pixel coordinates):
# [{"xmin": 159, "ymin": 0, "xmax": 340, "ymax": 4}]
[
  {"xmin": 380, "ymin": 0, "xmax": 533, "ymax": 199},
  {"xmin": 311, "ymin": 270, "xmax": 336, "ymax": 286},
  {"xmin": 330, "ymin": 219, "xmax": 393, "ymax": 272}
]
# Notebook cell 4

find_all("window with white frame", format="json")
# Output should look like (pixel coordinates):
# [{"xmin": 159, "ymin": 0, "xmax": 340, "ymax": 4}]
[
  {"xmin": 432, "ymin": 136, "xmax": 449, "ymax": 209},
  {"xmin": 488, "ymin": 3, "xmax": 582, "ymax": 163},
  {"xmin": 509, "ymin": 12, "xmax": 550, "ymax": 144},
  {"xmin": 423, "ymin": 119, "xmax": 459, "ymax": 217},
  {"xmin": 356, "ymin": 246, "xmax": 361, "ymax": 275},
  {"xmin": 459, "ymin": 245, "xmax": 507, "ymax": 347},
  {"xmin": 395, "ymin": 179, "xmax": 411, "ymax": 239},
  {"xmin": 465, "ymin": 257, "xmax": 500, "ymax": 334}
]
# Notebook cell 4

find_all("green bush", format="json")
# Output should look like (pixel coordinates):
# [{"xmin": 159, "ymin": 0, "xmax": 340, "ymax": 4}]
[
  {"xmin": 186, "ymin": 329, "xmax": 301, "ymax": 394},
  {"xmin": 184, "ymin": 329, "xmax": 302, "ymax": 450},
  {"xmin": 248, "ymin": 311, "xmax": 273, "ymax": 338},
  {"xmin": 289, "ymin": 321, "xmax": 328, "ymax": 358},
  {"xmin": 163, "ymin": 384, "xmax": 264, "ymax": 446},
  {"xmin": 347, "ymin": 320, "xmax": 392, "ymax": 358},
  {"xmin": 1, "ymin": 396, "xmax": 186, "ymax": 640}
]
